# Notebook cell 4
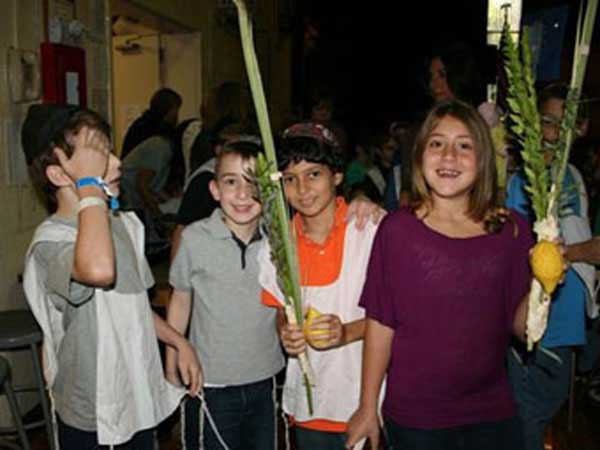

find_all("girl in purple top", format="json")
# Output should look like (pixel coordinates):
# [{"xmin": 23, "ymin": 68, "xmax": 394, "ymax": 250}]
[{"xmin": 346, "ymin": 100, "xmax": 533, "ymax": 450}]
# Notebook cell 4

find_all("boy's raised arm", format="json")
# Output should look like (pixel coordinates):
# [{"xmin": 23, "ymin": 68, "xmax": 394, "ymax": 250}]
[
  {"xmin": 54, "ymin": 127, "xmax": 115, "ymax": 287},
  {"xmin": 73, "ymin": 184, "xmax": 114, "ymax": 286}
]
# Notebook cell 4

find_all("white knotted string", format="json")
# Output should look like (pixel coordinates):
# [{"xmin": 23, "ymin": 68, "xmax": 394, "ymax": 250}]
[
  {"xmin": 271, "ymin": 377, "xmax": 278, "ymax": 450},
  {"xmin": 195, "ymin": 393, "xmax": 230, "ymax": 450},
  {"xmin": 180, "ymin": 401, "xmax": 187, "ymax": 450},
  {"xmin": 281, "ymin": 408, "xmax": 291, "ymax": 450},
  {"xmin": 47, "ymin": 390, "xmax": 61, "ymax": 450}
]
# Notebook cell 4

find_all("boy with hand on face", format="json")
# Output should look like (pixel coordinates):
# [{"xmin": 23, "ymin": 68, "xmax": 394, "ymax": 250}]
[{"xmin": 21, "ymin": 104, "xmax": 201, "ymax": 449}]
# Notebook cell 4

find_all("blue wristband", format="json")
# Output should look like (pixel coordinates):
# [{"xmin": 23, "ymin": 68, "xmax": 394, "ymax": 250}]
[
  {"xmin": 75, "ymin": 177, "xmax": 103, "ymax": 189},
  {"xmin": 75, "ymin": 177, "xmax": 120, "ymax": 212}
]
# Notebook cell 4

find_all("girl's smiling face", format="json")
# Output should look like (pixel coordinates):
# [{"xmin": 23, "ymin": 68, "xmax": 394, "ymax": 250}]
[{"xmin": 422, "ymin": 115, "xmax": 478, "ymax": 204}]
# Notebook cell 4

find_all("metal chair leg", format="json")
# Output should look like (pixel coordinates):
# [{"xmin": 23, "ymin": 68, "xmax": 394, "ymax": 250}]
[
  {"xmin": 568, "ymin": 351, "xmax": 576, "ymax": 433},
  {"xmin": 4, "ymin": 377, "xmax": 31, "ymax": 450}
]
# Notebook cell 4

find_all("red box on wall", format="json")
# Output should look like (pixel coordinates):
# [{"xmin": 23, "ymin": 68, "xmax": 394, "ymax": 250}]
[{"xmin": 40, "ymin": 42, "xmax": 87, "ymax": 106}]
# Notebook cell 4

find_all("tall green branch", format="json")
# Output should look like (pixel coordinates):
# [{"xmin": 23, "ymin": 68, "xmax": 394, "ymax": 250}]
[
  {"xmin": 233, "ymin": 0, "xmax": 314, "ymax": 414},
  {"xmin": 553, "ymin": 0, "xmax": 598, "ymax": 216}
]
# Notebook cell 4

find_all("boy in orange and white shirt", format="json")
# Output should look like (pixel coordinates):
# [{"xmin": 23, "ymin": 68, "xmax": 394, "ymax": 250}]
[{"xmin": 260, "ymin": 122, "xmax": 381, "ymax": 449}]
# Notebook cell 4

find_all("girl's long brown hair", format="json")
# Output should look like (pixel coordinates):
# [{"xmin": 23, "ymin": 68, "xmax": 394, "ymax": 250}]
[{"xmin": 411, "ymin": 100, "xmax": 510, "ymax": 233}]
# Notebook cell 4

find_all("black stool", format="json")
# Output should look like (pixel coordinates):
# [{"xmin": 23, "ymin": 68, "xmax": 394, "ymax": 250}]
[
  {"xmin": 0, "ymin": 355, "xmax": 30, "ymax": 449},
  {"xmin": 0, "ymin": 310, "xmax": 55, "ymax": 450}
]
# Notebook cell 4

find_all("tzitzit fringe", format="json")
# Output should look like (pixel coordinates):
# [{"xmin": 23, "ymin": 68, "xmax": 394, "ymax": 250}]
[
  {"xmin": 271, "ymin": 376, "xmax": 278, "ymax": 450},
  {"xmin": 48, "ymin": 389, "xmax": 60, "ymax": 450},
  {"xmin": 179, "ymin": 393, "xmax": 230, "ymax": 450},
  {"xmin": 180, "ymin": 400, "xmax": 187, "ymax": 450},
  {"xmin": 281, "ymin": 407, "xmax": 291, "ymax": 450}
]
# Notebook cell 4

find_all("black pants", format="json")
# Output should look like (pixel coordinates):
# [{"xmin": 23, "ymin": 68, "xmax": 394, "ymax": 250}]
[
  {"xmin": 57, "ymin": 416, "xmax": 155, "ymax": 450},
  {"xmin": 384, "ymin": 415, "xmax": 524, "ymax": 450}
]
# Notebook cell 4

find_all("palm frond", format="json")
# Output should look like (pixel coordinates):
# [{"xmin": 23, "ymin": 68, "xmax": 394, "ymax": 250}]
[{"xmin": 233, "ymin": 0, "xmax": 314, "ymax": 414}]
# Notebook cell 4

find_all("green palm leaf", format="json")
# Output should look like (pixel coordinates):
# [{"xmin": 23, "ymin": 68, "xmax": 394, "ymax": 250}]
[{"xmin": 233, "ymin": 0, "xmax": 314, "ymax": 414}]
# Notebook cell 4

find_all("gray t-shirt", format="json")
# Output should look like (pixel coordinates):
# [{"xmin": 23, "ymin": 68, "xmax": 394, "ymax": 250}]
[
  {"xmin": 170, "ymin": 209, "xmax": 284, "ymax": 386},
  {"xmin": 120, "ymin": 136, "xmax": 172, "ymax": 210},
  {"xmin": 31, "ymin": 214, "xmax": 154, "ymax": 431}
]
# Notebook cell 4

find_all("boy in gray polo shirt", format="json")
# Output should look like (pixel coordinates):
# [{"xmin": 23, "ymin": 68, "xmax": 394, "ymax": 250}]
[{"xmin": 166, "ymin": 138, "xmax": 284, "ymax": 450}]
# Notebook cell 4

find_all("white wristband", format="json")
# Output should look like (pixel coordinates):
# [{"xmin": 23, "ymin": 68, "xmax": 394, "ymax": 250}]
[{"xmin": 77, "ymin": 196, "xmax": 107, "ymax": 213}]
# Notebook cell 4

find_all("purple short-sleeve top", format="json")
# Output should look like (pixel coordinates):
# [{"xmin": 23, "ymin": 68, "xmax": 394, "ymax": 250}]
[{"xmin": 359, "ymin": 208, "xmax": 534, "ymax": 429}]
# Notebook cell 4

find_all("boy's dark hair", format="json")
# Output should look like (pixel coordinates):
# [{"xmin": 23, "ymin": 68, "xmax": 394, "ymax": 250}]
[
  {"xmin": 150, "ymin": 88, "xmax": 182, "ymax": 118},
  {"xmin": 23, "ymin": 106, "xmax": 111, "ymax": 213},
  {"xmin": 277, "ymin": 122, "xmax": 345, "ymax": 173},
  {"xmin": 538, "ymin": 82, "xmax": 569, "ymax": 109},
  {"xmin": 538, "ymin": 82, "xmax": 590, "ymax": 125},
  {"xmin": 538, "ymin": 82, "xmax": 569, "ymax": 108},
  {"xmin": 214, "ymin": 136, "xmax": 262, "ymax": 175}
]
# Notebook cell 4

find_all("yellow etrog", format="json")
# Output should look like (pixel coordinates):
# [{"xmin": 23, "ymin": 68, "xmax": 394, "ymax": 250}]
[
  {"xmin": 304, "ymin": 307, "xmax": 327, "ymax": 338},
  {"xmin": 530, "ymin": 240, "xmax": 564, "ymax": 295}
]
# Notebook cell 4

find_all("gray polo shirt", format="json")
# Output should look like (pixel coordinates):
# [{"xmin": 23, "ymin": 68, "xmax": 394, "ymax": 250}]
[
  {"xmin": 31, "ymin": 214, "xmax": 154, "ymax": 431},
  {"xmin": 170, "ymin": 209, "xmax": 284, "ymax": 386}
]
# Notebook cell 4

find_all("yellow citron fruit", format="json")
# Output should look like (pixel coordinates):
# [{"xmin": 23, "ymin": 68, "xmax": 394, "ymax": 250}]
[
  {"xmin": 304, "ymin": 307, "xmax": 328, "ymax": 338},
  {"xmin": 530, "ymin": 240, "xmax": 564, "ymax": 295}
]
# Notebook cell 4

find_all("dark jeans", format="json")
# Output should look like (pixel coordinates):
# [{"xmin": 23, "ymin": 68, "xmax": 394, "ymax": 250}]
[
  {"xmin": 57, "ymin": 416, "xmax": 155, "ymax": 450},
  {"xmin": 183, "ymin": 377, "xmax": 276, "ymax": 450},
  {"xmin": 384, "ymin": 416, "xmax": 524, "ymax": 450},
  {"xmin": 507, "ymin": 345, "xmax": 572, "ymax": 450},
  {"xmin": 294, "ymin": 427, "xmax": 347, "ymax": 450}
]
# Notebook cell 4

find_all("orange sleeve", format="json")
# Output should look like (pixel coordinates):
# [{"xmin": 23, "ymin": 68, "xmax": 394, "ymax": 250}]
[{"xmin": 261, "ymin": 289, "xmax": 284, "ymax": 308}]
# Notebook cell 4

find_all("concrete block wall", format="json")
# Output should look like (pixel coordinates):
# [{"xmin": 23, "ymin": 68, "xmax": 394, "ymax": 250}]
[{"xmin": 0, "ymin": 0, "xmax": 111, "ymax": 427}]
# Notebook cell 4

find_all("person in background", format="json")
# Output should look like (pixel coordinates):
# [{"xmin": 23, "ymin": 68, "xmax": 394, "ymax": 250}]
[
  {"xmin": 387, "ymin": 42, "xmax": 485, "ymax": 211},
  {"xmin": 121, "ymin": 88, "xmax": 182, "ymax": 160},
  {"xmin": 309, "ymin": 92, "xmax": 349, "ymax": 158},
  {"xmin": 119, "ymin": 90, "xmax": 184, "ymax": 255},
  {"xmin": 346, "ymin": 127, "xmax": 398, "ymax": 204},
  {"xmin": 428, "ymin": 42, "xmax": 484, "ymax": 107}
]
